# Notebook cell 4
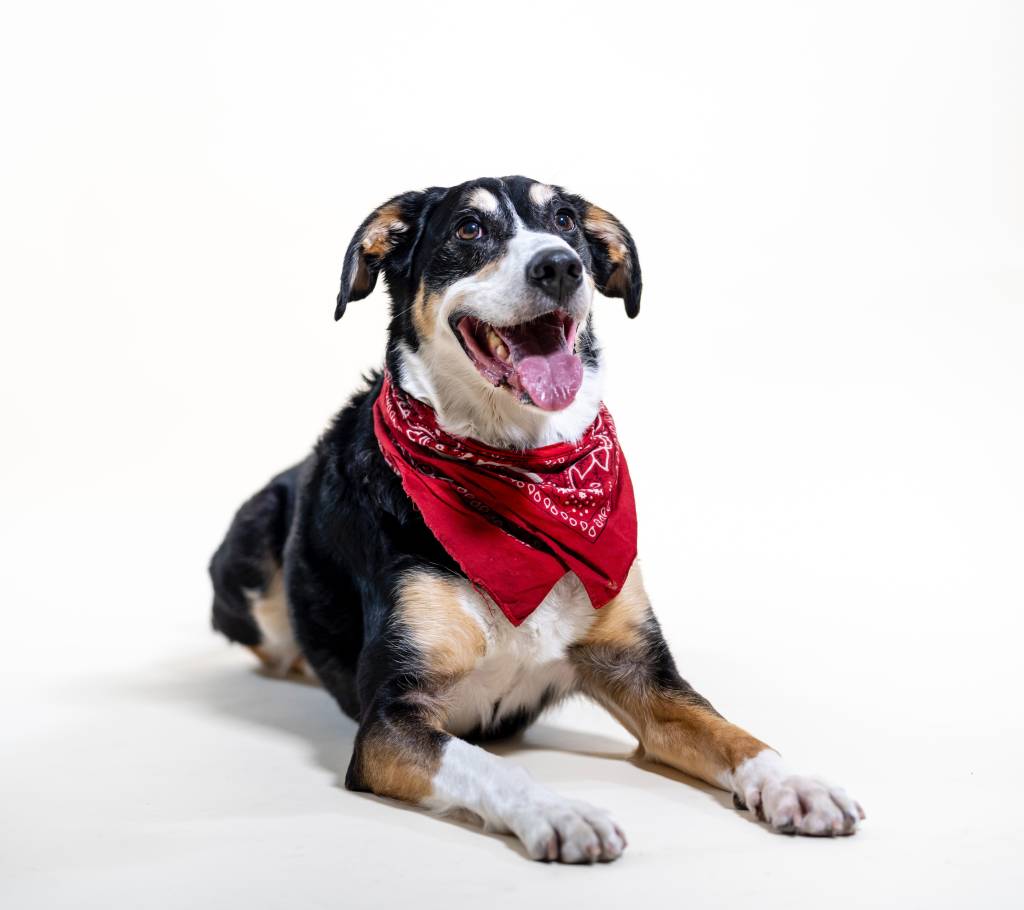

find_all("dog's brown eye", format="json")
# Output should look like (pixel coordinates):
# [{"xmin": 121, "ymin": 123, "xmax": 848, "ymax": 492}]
[
  {"xmin": 456, "ymin": 219, "xmax": 485, "ymax": 241},
  {"xmin": 554, "ymin": 210, "xmax": 576, "ymax": 232}
]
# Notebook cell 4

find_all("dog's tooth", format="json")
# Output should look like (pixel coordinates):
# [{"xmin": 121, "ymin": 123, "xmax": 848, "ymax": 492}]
[{"xmin": 495, "ymin": 342, "xmax": 509, "ymax": 361}]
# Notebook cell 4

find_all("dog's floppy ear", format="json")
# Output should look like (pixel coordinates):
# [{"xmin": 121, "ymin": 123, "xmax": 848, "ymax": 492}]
[
  {"xmin": 576, "ymin": 201, "xmax": 642, "ymax": 319},
  {"xmin": 335, "ymin": 191, "xmax": 427, "ymax": 320}
]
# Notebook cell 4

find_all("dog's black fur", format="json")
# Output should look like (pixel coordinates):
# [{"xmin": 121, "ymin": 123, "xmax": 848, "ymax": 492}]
[{"xmin": 210, "ymin": 176, "xmax": 639, "ymax": 745}]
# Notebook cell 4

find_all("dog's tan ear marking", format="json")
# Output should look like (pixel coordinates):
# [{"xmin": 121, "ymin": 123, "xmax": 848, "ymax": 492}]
[
  {"xmin": 584, "ymin": 207, "xmax": 630, "ymax": 292},
  {"xmin": 336, "ymin": 192, "xmax": 423, "ymax": 320},
  {"xmin": 352, "ymin": 203, "xmax": 407, "ymax": 290},
  {"xmin": 579, "ymin": 202, "xmax": 643, "ymax": 319}
]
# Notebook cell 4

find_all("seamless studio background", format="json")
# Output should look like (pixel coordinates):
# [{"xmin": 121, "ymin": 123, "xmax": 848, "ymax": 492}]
[{"xmin": 2, "ymin": 2, "xmax": 1022, "ymax": 907}]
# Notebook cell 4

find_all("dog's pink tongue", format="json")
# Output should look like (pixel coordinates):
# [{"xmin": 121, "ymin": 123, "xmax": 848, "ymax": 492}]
[{"xmin": 515, "ymin": 352, "xmax": 583, "ymax": 412}]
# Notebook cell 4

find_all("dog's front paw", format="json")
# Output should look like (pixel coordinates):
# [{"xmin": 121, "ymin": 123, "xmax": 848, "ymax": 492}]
[
  {"xmin": 507, "ymin": 798, "xmax": 627, "ymax": 863},
  {"xmin": 730, "ymin": 750, "xmax": 865, "ymax": 837}
]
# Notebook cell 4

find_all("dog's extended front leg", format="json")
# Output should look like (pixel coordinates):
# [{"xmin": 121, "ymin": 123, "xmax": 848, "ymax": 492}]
[
  {"xmin": 570, "ymin": 563, "xmax": 865, "ymax": 836},
  {"xmin": 345, "ymin": 682, "xmax": 627, "ymax": 863}
]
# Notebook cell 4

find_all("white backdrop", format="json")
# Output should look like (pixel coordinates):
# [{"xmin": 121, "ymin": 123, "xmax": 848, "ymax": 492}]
[{"xmin": 3, "ymin": 2, "xmax": 1022, "ymax": 907}]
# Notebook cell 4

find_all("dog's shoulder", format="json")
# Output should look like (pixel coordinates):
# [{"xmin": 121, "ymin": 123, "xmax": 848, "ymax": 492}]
[{"xmin": 290, "ymin": 369, "xmax": 457, "ymax": 579}]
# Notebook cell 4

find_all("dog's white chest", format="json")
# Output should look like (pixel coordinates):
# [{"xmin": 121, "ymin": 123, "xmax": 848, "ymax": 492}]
[{"xmin": 444, "ymin": 573, "xmax": 597, "ymax": 736}]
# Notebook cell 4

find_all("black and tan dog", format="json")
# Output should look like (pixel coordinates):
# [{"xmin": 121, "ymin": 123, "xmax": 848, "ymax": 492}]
[{"xmin": 209, "ymin": 176, "xmax": 864, "ymax": 863}]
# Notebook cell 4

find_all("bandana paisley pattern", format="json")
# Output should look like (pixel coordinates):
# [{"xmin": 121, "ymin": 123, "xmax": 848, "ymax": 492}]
[{"xmin": 372, "ymin": 373, "xmax": 638, "ymax": 626}]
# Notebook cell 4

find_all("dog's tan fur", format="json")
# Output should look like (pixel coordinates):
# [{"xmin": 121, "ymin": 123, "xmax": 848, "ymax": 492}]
[
  {"xmin": 361, "ymin": 203, "xmax": 407, "ymax": 257},
  {"xmin": 583, "ymin": 204, "xmax": 632, "ymax": 298},
  {"xmin": 356, "ymin": 712, "xmax": 443, "ymax": 803},
  {"xmin": 576, "ymin": 561, "xmax": 651, "ymax": 650},
  {"xmin": 570, "ymin": 563, "xmax": 770, "ymax": 787},
  {"xmin": 396, "ymin": 572, "xmax": 487, "ymax": 681}
]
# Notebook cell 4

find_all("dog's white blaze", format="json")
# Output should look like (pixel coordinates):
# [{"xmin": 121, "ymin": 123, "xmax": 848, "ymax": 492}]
[
  {"xmin": 423, "ymin": 737, "xmax": 626, "ymax": 862},
  {"xmin": 443, "ymin": 573, "xmax": 597, "ymax": 736},
  {"xmin": 443, "ymin": 228, "xmax": 582, "ymax": 328},
  {"xmin": 468, "ymin": 187, "xmax": 501, "ymax": 212},
  {"xmin": 396, "ymin": 206, "xmax": 603, "ymax": 449}
]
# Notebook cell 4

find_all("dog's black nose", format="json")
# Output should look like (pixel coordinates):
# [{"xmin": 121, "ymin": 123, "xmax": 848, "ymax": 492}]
[{"xmin": 526, "ymin": 248, "xmax": 583, "ymax": 302}]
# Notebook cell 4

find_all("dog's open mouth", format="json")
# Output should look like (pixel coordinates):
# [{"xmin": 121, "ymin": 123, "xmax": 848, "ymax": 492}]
[{"xmin": 453, "ymin": 311, "xmax": 582, "ymax": 412}]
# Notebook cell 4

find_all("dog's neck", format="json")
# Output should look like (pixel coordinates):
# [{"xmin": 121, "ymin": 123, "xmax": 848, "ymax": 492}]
[{"xmin": 391, "ymin": 340, "xmax": 604, "ymax": 450}]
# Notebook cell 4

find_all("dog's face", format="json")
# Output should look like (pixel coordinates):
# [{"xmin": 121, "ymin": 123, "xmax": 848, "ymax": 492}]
[{"xmin": 336, "ymin": 176, "xmax": 641, "ymax": 415}]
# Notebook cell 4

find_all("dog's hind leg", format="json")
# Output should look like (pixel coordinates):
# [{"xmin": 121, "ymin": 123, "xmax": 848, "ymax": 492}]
[
  {"xmin": 209, "ymin": 465, "xmax": 309, "ymax": 677},
  {"xmin": 242, "ymin": 566, "xmax": 306, "ymax": 677}
]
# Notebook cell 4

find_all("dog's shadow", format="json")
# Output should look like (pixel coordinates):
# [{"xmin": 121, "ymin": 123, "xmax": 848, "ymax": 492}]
[
  {"xmin": 154, "ymin": 658, "xmax": 358, "ymax": 784},
  {"xmin": 158, "ymin": 655, "xmax": 649, "ymax": 781},
  {"xmin": 148, "ymin": 652, "xmax": 744, "ymax": 856}
]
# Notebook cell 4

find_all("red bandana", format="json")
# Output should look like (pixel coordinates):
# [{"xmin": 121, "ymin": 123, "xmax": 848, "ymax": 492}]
[{"xmin": 372, "ymin": 374, "xmax": 637, "ymax": 626}]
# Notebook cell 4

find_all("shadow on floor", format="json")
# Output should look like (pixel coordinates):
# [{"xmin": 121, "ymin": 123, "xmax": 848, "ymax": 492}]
[
  {"xmin": 139, "ymin": 654, "xmax": 358, "ymax": 785},
  {"xmin": 129, "ymin": 647, "xmax": 746, "ymax": 848},
  {"xmin": 146, "ymin": 649, "xmax": 648, "ymax": 777}
]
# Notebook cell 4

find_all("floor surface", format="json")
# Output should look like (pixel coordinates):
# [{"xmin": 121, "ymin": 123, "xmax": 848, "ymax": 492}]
[{"xmin": 3, "ymin": 510, "xmax": 1021, "ymax": 909}]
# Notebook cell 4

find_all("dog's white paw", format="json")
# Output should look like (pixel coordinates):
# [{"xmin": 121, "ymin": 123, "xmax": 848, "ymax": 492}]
[
  {"xmin": 507, "ymin": 798, "xmax": 627, "ymax": 863},
  {"xmin": 730, "ymin": 750, "xmax": 865, "ymax": 837}
]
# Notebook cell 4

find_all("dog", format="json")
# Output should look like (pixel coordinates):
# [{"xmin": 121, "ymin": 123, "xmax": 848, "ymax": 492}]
[{"xmin": 209, "ymin": 175, "xmax": 864, "ymax": 863}]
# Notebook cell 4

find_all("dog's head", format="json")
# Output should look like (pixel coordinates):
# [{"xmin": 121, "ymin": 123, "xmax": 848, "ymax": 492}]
[{"xmin": 336, "ymin": 176, "xmax": 641, "ymax": 431}]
